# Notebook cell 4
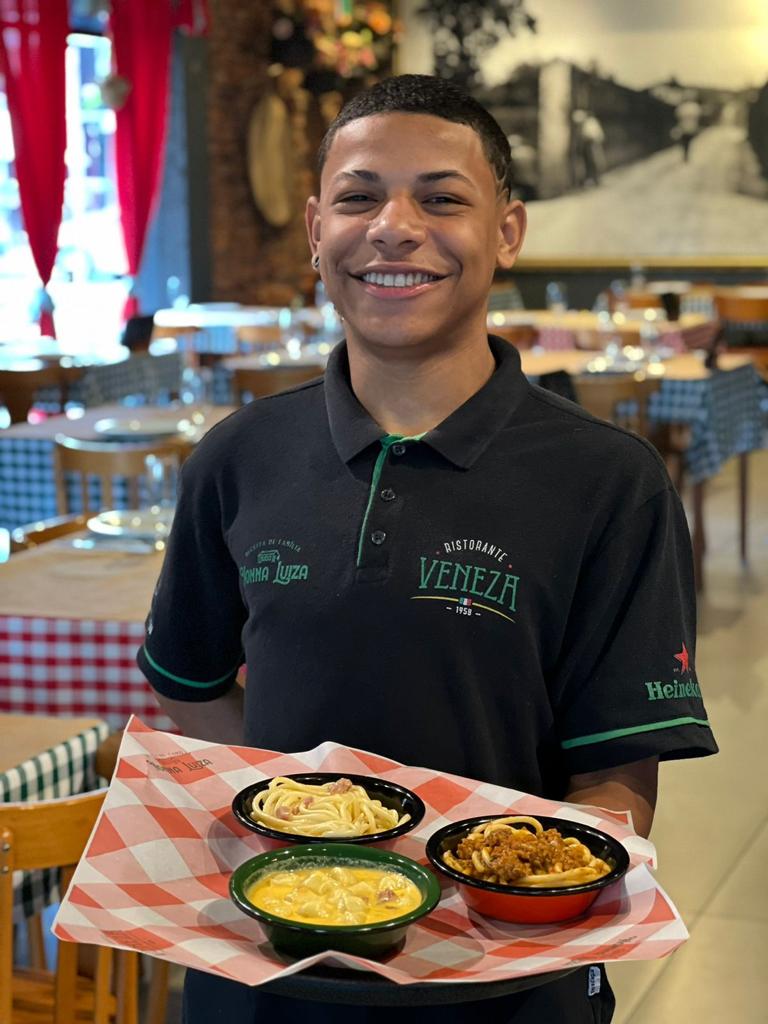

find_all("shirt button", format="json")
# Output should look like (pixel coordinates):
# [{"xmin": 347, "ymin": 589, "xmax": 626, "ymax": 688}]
[
  {"xmin": 380, "ymin": 488, "xmax": 396, "ymax": 502},
  {"xmin": 391, "ymin": 443, "xmax": 406, "ymax": 455},
  {"xmin": 371, "ymin": 530, "xmax": 387, "ymax": 545}
]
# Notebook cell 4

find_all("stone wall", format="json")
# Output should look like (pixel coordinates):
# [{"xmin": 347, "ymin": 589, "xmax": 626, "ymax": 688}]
[{"xmin": 206, "ymin": 0, "xmax": 317, "ymax": 303}]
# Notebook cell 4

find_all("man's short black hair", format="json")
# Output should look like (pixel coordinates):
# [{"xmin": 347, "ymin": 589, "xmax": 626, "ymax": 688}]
[{"xmin": 317, "ymin": 74, "xmax": 514, "ymax": 198}]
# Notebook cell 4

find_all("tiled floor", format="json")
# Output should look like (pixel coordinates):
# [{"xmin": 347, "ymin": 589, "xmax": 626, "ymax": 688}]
[
  {"xmin": 608, "ymin": 449, "xmax": 768, "ymax": 1022},
  {"xmin": 155, "ymin": 451, "xmax": 768, "ymax": 1022}
]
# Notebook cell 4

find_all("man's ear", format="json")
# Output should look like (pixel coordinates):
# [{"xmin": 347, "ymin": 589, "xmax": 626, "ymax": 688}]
[
  {"xmin": 305, "ymin": 196, "xmax": 321, "ymax": 258},
  {"xmin": 496, "ymin": 199, "xmax": 526, "ymax": 270}
]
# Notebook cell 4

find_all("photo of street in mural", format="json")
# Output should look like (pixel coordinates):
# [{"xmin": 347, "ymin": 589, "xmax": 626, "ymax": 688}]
[{"xmin": 400, "ymin": 0, "xmax": 768, "ymax": 263}]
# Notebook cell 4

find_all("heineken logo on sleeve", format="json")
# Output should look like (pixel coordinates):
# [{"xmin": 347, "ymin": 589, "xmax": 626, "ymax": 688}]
[
  {"xmin": 645, "ymin": 642, "xmax": 701, "ymax": 701},
  {"xmin": 239, "ymin": 538, "xmax": 310, "ymax": 587},
  {"xmin": 411, "ymin": 536, "xmax": 520, "ymax": 624}
]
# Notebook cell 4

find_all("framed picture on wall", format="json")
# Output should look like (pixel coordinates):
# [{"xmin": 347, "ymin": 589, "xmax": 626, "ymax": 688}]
[{"xmin": 397, "ymin": 0, "xmax": 768, "ymax": 267}]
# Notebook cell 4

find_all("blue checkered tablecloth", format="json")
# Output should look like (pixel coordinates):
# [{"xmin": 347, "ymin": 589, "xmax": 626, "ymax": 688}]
[
  {"xmin": 0, "ymin": 718, "xmax": 109, "ymax": 920},
  {"xmin": 79, "ymin": 352, "xmax": 183, "ymax": 406},
  {"xmin": 648, "ymin": 363, "xmax": 765, "ymax": 482}
]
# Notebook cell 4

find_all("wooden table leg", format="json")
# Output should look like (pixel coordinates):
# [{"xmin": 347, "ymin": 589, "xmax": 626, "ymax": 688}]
[
  {"xmin": 692, "ymin": 480, "xmax": 705, "ymax": 592},
  {"xmin": 738, "ymin": 452, "xmax": 748, "ymax": 565}
]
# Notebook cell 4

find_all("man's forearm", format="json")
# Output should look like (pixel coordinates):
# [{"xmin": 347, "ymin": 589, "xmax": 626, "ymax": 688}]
[
  {"xmin": 153, "ymin": 686, "xmax": 245, "ymax": 745},
  {"xmin": 565, "ymin": 757, "xmax": 659, "ymax": 838}
]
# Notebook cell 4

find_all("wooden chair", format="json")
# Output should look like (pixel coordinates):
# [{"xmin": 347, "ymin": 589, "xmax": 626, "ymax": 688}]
[
  {"xmin": 625, "ymin": 290, "xmax": 663, "ymax": 311},
  {"xmin": 712, "ymin": 291, "xmax": 768, "ymax": 370},
  {"xmin": 713, "ymin": 289, "xmax": 768, "ymax": 323},
  {"xmin": 149, "ymin": 324, "xmax": 201, "ymax": 345},
  {"xmin": 235, "ymin": 325, "xmax": 283, "ymax": 350},
  {"xmin": 492, "ymin": 324, "xmax": 538, "ymax": 350},
  {"xmin": 53, "ymin": 436, "xmax": 191, "ymax": 515},
  {"xmin": 0, "ymin": 790, "xmax": 140, "ymax": 1024},
  {"xmin": 0, "ymin": 365, "xmax": 81, "ymax": 426},
  {"xmin": 232, "ymin": 365, "xmax": 322, "ymax": 403},
  {"xmin": 92, "ymin": 733, "xmax": 170, "ymax": 1024},
  {"xmin": 9, "ymin": 514, "xmax": 89, "ymax": 555},
  {"xmin": 573, "ymin": 374, "xmax": 661, "ymax": 439}
]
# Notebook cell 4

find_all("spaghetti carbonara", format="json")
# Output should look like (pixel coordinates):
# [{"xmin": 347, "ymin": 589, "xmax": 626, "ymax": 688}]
[
  {"xmin": 249, "ymin": 776, "xmax": 410, "ymax": 837},
  {"xmin": 443, "ymin": 815, "xmax": 612, "ymax": 888}
]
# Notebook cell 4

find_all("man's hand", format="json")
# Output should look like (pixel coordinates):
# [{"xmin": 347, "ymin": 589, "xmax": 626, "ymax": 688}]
[
  {"xmin": 565, "ymin": 757, "xmax": 658, "ymax": 837},
  {"xmin": 153, "ymin": 686, "xmax": 245, "ymax": 746}
]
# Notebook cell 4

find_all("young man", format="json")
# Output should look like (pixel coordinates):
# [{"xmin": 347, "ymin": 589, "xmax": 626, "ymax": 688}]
[{"xmin": 138, "ymin": 75, "xmax": 717, "ymax": 1023}]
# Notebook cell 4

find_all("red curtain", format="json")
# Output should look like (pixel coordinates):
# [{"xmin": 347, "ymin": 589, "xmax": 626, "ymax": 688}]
[
  {"xmin": 0, "ymin": 0, "xmax": 68, "ymax": 337},
  {"xmin": 110, "ymin": 0, "xmax": 174, "ymax": 319}
]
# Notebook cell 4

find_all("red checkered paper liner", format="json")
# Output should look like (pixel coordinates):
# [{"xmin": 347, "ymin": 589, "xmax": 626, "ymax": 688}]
[{"xmin": 53, "ymin": 717, "xmax": 688, "ymax": 987}]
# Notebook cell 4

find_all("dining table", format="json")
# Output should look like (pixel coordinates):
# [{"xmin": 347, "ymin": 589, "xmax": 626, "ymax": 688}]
[
  {"xmin": 489, "ymin": 309, "xmax": 719, "ymax": 353},
  {"xmin": 0, "ymin": 712, "xmax": 109, "ymax": 921},
  {"xmin": 0, "ymin": 402, "xmax": 236, "ymax": 532},
  {"xmin": 521, "ymin": 351, "xmax": 763, "ymax": 484},
  {"xmin": 0, "ymin": 538, "xmax": 173, "ymax": 734}
]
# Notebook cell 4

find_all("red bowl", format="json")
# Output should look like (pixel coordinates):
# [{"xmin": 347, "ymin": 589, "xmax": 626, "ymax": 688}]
[{"xmin": 426, "ymin": 814, "xmax": 629, "ymax": 924}]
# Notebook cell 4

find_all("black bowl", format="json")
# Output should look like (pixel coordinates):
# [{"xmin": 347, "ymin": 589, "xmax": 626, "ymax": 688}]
[
  {"xmin": 426, "ymin": 814, "xmax": 630, "ymax": 924},
  {"xmin": 229, "ymin": 842, "xmax": 441, "ymax": 958},
  {"xmin": 231, "ymin": 772, "xmax": 426, "ymax": 846}
]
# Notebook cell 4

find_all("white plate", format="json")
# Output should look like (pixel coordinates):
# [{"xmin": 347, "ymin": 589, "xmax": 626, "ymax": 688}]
[
  {"xmin": 87, "ymin": 508, "xmax": 174, "ymax": 541},
  {"xmin": 93, "ymin": 417, "xmax": 190, "ymax": 442}
]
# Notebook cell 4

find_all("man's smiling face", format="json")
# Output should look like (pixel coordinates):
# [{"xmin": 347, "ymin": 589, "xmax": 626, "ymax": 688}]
[{"xmin": 306, "ymin": 112, "xmax": 525, "ymax": 357}]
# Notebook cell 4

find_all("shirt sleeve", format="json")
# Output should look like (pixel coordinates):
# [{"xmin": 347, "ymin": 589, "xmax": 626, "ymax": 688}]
[
  {"xmin": 136, "ymin": 447, "xmax": 247, "ymax": 702},
  {"xmin": 551, "ymin": 485, "xmax": 718, "ymax": 775}
]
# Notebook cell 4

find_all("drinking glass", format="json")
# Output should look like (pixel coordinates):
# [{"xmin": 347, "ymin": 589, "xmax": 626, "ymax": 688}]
[{"xmin": 144, "ymin": 452, "xmax": 180, "ymax": 510}]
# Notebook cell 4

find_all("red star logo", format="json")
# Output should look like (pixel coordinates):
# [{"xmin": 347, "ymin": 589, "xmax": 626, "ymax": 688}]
[{"xmin": 674, "ymin": 643, "xmax": 690, "ymax": 674}]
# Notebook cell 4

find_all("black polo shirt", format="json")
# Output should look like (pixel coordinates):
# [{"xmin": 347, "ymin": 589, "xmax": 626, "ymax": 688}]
[{"xmin": 138, "ymin": 335, "xmax": 717, "ymax": 798}]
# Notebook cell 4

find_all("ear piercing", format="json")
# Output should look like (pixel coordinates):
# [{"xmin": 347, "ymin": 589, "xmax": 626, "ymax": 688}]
[{"xmin": 311, "ymin": 254, "xmax": 320, "ymax": 270}]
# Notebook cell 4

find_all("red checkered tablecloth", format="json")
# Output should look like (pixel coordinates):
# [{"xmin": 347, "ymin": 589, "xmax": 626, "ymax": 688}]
[
  {"xmin": 0, "ymin": 617, "xmax": 174, "ymax": 731},
  {"xmin": 53, "ymin": 717, "xmax": 688, "ymax": 989},
  {"xmin": 537, "ymin": 321, "xmax": 718, "ymax": 354}
]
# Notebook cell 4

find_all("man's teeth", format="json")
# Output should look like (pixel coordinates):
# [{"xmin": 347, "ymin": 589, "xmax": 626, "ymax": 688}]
[{"xmin": 361, "ymin": 272, "xmax": 439, "ymax": 287}]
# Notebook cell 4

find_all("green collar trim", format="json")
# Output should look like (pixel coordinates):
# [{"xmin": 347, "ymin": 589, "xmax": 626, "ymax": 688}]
[{"xmin": 355, "ymin": 434, "xmax": 424, "ymax": 566}]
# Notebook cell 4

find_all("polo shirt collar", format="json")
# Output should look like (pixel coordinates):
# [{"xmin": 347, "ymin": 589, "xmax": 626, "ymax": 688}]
[{"xmin": 325, "ymin": 335, "xmax": 528, "ymax": 469}]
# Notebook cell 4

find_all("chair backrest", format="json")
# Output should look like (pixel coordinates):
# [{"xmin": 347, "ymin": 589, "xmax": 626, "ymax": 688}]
[
  {"xmin": 10, "ymin": 513, "xmax": 89, "ymax": 554},
  {"xmin": 493, "ymin": 324, "xmax": 538, "ymax": 350},
  {"xmin": 713, "ymin": 290, "xmax": 768, "ymax": 324},
  {"xmin": 573, "ymin": 374, "xmax": 660, "ymax": 438},
  {"xmin": 53, "ymin": 435, "xmax": 190, "ymax": 515},
  {"xmin": 233, "ymin": 365, "xmax": 323, "ymax": 403},
  {"xmin": 0, "ymin": 365, "xmax": 73, "ymax": 425},
  {"xmin": 625, "ymin": 290, "xmax": 663, "ymax": 310},
  {"xmin": 235, "ymin": 324, "xmax": 283, "ymax": 350},
  {"xmin": 0, "ymin": 790, "xmax": 134, "ymax": 1024}
]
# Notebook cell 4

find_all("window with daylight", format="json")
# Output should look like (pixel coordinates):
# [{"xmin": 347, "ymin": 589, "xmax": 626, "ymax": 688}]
[{"xmin": 0, "ymin": 30, "xmax": 127, "ymax": 345}]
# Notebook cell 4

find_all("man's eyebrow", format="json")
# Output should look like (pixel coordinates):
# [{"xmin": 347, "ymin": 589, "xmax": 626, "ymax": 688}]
[{"xmin": 332, "ymin": 169, "xmax": 474, "ymax": 186}]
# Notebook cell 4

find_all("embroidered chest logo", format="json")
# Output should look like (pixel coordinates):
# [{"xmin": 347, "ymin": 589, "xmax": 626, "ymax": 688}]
[
  {"xmin": 411, "ymin": 537, "xmax": 520, "ymax": 624},
  {"xmin": 239, "ymin": 538, "xmax": 310, "ymax": 587}
]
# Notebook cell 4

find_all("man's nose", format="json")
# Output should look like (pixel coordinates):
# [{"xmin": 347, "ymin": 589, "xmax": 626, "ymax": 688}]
[{"xmin": 366, "ymin": 195, "xmax": 426, "ymax": 252}]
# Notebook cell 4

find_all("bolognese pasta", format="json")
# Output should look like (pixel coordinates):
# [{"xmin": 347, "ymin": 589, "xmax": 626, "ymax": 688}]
[{"xmin": 442, "ymin": 815, "xmax": 612, "ymax": 888}]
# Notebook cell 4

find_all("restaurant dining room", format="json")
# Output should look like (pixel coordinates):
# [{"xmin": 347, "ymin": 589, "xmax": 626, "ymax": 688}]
[{"xmin": 1, "ymin": 1, "xmax": 766, "ymax": 1022}]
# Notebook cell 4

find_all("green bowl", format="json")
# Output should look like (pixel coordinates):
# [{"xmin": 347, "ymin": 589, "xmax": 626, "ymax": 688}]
[{"xmin": 229, "ymin": 842, "xmax": 441, "ymax": 959}]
